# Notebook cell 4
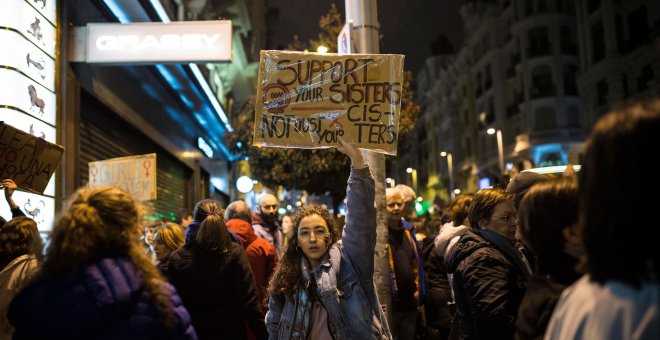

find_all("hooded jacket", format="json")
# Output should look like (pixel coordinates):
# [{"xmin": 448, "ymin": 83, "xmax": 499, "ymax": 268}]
[
  {"xmin": 444, "ymin": 229, "xmax": 529, "ymax": 340},
  {"xmin": 226, "ymin": 218, "xmax": 279, "ymax": 313},
  {"xmin": 8, "ymin": 258, "xmax": 196, "ymax": 340}
]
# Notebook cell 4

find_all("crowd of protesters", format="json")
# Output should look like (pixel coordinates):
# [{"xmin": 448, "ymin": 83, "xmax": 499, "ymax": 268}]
[{"xmin": 1, "ymin": 101, "xmax": 659, "ymax": 339}]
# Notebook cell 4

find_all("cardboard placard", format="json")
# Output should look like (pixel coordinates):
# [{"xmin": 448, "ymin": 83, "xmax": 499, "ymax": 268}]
[
  {"xmin": 88, "ymin": 153, "xmax": 157, "ymax": 201},
  {"xmin": 253, "ymin": 50, "xmax": 405, "ymax": 155},
  {"xmin": 0, "ymin": 121, "xmax": 63, "ymax": 194}
]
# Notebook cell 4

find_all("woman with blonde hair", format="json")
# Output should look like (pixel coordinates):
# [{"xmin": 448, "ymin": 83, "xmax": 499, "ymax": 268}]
[
  {"xmin": 7, "ymin": 186, "xmax": 196, "ymax": 339},
  {"xmin": 153, "ymin": 222, "xmax": 185, "ymax": 266}
]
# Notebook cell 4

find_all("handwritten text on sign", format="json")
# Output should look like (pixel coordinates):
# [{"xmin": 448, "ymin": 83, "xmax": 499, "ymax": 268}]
[
  {"xmin": 88, "ymin": 154, "xmax": 157, "ymax": 201},
  {"xmin": 0, "ymin": 122, "xmax": 63, "ymax": 194},
  {"xmin": 253, "ymin": 50, "xmax": 404, "ymax": 155}
]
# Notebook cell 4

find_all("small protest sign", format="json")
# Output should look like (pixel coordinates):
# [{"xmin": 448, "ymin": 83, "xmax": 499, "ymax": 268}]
[
  {"xmin": 253, "ymin": 50, "xmax": 405, "ymax": 155},
  {"xmin": 0, "ymin": 121, "xmax": 64, "ymax": 194},
  {"xmin": 88, "ymin": 153, "xmax": 157, "ymax": 201}
]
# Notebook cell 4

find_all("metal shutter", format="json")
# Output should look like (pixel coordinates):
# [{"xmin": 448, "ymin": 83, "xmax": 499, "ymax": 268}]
[{"xmin": 78, "ymin": 91, "xmax": 192, "ymax": 219}]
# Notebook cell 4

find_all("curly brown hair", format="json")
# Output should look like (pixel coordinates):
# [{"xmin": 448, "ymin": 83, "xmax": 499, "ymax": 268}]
[
  {"xmin": 0, "ymin": 217, "xmax": 43, "ymax": 268},
  {"xmin": 267, "ymin": 204, "xmax": 339, "ymax": 299},
  {"xmin": 39, "ymin": 186, "xmax": 177, "ymax": 328}
]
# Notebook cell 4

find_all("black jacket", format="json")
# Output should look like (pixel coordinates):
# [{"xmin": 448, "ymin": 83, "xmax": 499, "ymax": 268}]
[
  {"xmin": 166, "ymin": 242, "xmax": 267, "ymax": 340},
  {"xmin": 514, "ymin": 252, "xmax": 580, "ymax": 340},
  {"xmin": 444, "ymin": 229, "xmax": 529, "ymax": 340}
]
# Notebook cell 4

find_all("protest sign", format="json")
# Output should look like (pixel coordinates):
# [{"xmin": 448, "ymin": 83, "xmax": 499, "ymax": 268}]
[
  {"xmin": 88, "ymin": 153, "xmax": 157, "ymax": 201},
  {"xmin": 0, "ymin": 121, "xmax": 63, "ymax": 194},
  {"xmin": 253, "ymin": 50, "xmax": 405, "ymax": 155}
]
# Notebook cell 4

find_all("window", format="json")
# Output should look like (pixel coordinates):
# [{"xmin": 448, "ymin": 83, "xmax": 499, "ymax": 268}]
[
  {"xmin": 626, "ymin": 5, "xmax": 650, "ymax": 52},
  {"xmin": 528, "ymin": 27, "xmax": 551, "ymax": 57},
  {"xmin": 563, "ymin": 65, "xmax": 578, "ymax": 96},
  {"xmin": 524, "ymin": 0, "xmax": 533, "ymax": 15},
  {"xmin": 638, "ymin": 65, "xmax": 653, "ymax": 91},
  {"xmin": 532, "ymin": 65, "xmax": 555, "ymax": 98},
  {"xmin": 485, "ymin": 65, "xmax": 492, "ymax": 89},
  {"xmin": 591, "ymin": 21, "xmax": 605, "ymax": 62},
  {"xmin": 587, "ymin": 0, "xmax": 601, "ymax": 14},
  {"xmin": 535, "ymin": 107, "xmax": 557, "ymax": 131},
  {"xmin": 560, "ymin": 26, "xmax": 577, "ymax": 54},
  {"xmin": 597, "ymin": 79, "xmax": 608, "ymax": 106},
  {"xmin": 536, "ymin": 0, "xmax": 546, "ymax": 12},
  {"xmin": 567, "ymin": 105, "xmax": 581, "ymax": 128},
  {"xmin": 476, "ymin": 72, "xmax": 483, "ymax": 96},
  {"xmin": 557, "ymin": 0, "xmax": 574, "ymax": 14}
]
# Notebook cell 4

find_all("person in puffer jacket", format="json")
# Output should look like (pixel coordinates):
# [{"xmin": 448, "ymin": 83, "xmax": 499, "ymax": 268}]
[
  {"xmin": 444, "ymin": 189, "xmax": 532, "ymax": 340},
  {"xmin": 7, "ymin": 186, "xmax": 197, "ymax": 339},
  {"xmin": 265, "ymin": 137, "xmax": 391, "ymax": 340}
]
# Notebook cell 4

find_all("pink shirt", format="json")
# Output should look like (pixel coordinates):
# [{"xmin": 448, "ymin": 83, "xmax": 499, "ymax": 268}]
[{"xmin": 307, "ymin": 300, "xmax": 333, "ymax": 340}]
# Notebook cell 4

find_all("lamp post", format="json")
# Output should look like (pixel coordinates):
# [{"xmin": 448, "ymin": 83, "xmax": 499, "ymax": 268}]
[
  {"xmin": 406, "ymin": 167, "xmax": 418, "ymax": 193},
  {"xmin": 487, "ymin": 128, "xmax": 505, "ymax": 175},
  {"xmin": 440, "ymin": 151, "xmax": 455, "ymax": 200}
]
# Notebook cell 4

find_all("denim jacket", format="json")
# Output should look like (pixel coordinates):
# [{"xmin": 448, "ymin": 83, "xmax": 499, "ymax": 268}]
[{"xmin": 266, "ymin": 167, "xmax": 392, "ymax": 340}]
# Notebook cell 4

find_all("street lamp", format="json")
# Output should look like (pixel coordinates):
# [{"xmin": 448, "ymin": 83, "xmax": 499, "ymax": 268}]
[
  {"xmin": 406, "ymin": 167, "xmax": 418, "ymax": 193},
  {"xmin": 386, "ymin": 178, "xmax": 396, "ymax": 188},
  {"xmin": 440, "ymin": 151, "xmax": 455, "ymax": 200},
  {"xmin": 487, "ymin": 128, "xmax": 505, "ymax": 175}
]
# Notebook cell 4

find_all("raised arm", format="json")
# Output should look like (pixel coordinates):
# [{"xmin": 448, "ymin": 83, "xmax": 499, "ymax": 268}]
[
  {"xmin": 2, "ymin": 179, "xmax": 26, "ymax": 218},
  {"xmin": 335, "ymin": 137, "xmax": 376, "ymax": 281}
]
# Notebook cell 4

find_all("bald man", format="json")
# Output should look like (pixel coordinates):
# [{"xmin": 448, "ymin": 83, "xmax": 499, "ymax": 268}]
[{"xmin": 252, "ymin": 193, "xmax": 283, "ymax": 255}]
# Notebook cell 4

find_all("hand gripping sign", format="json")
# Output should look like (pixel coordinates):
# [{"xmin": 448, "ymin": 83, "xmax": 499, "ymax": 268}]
[
  {"xmin": 253, "ymin": 50, "xmax": 405, "ymax": 155},
  {"xmin": 0, "ymin": 121, "xmax": 63, "ymax": 194}
]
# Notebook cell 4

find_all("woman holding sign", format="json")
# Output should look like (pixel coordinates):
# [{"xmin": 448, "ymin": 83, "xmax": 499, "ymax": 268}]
[{"xmin": 266, "ymin": 137, "xmax": 391, "ymax": 339}]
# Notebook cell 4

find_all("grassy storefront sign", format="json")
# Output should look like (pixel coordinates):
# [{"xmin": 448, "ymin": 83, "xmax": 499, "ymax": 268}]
[{"xmin": 253, "ymin": 50, "xmax": 405, "ymax": 155}]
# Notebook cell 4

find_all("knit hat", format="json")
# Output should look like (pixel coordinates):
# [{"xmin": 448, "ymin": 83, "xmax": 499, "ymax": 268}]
[{"xmin": 506, "ymin": 171, "xmax": 549, "ymax": 209}]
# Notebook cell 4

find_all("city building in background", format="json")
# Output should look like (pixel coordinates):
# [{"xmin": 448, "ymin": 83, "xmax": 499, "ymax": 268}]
[{"xmin": 394, "ymin": 0, "xmax": 659, "ymax": 203}]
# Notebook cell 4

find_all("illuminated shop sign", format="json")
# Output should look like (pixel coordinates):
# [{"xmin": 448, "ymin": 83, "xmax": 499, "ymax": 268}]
[
  {"xmin": 0, "ymin": 0, "xmax": 57, "ymax": 233},
  {"xmin": 87, "ymin": 21, "xmax": 232, "ymax": 63}
]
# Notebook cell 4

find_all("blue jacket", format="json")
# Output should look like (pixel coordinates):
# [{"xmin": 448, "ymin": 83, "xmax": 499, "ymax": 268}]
[
  {"xmin": 8, "ymin": 258, "xmax": 197, "ymax": 340},
  {"xmin": 266, "ymin": 167, "xmax": 392, "ymax": 340}
]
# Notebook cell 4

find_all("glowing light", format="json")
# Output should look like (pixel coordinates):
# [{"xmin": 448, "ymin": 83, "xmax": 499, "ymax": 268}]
[{"xmin": 236, "ymin": 176, "xmax": 253, "ymax": 193}]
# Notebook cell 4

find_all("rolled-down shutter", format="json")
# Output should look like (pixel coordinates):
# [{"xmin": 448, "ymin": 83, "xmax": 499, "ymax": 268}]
[{"xmin": 78, "ymin": 91, "xmax": 192, "ymax": 218}]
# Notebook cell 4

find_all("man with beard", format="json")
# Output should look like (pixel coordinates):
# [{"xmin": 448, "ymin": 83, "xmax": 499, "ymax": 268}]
[{"xmin": 252, "ymin": 193, "xmax": 283, "ymax": 255}]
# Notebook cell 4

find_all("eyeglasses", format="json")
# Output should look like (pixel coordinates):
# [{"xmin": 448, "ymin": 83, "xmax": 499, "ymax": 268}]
[
  {"xmin": 492, "ymin": 213, "xmax": 518, "ymax": 223},
  {"xmin": 298, "ymin": 227, "xmax": 328, "ymax": 240}
]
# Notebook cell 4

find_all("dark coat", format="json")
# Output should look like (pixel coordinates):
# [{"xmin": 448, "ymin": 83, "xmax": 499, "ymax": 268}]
[
  {"xmin": 444, "ymin": 229, "xmax": 528, "ymax": 340},
  {"xmin": 514, "ymin": 252, "xmax": 580, "ymax": 340},
  {"xmin": 8, "ymin": 258, "xmax": 197, "ymax": 340},
  {"xmin": 166, "ymin": 242, "xmax": 267, "ymax": 340}
]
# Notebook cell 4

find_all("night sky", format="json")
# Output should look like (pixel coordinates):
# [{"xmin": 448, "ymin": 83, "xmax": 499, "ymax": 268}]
[{"xmin": 268, "ymin": 0, "xmax": 465, "ymax": 74}]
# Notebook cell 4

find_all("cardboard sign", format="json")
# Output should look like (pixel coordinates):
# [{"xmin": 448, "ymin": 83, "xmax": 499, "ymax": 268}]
[
  {"xmin": 253, "ymin": 50, "xmax": 405, "ymax": 155},
  {"xmin": 88, "ymin": 153, "xmax": 157, "ymax": 201},
  {"xmin": 0, "ymin": 121, "xmax": 63, "ymax": 194}
]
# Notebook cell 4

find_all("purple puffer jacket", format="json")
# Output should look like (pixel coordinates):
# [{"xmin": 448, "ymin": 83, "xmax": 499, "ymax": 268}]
[{"xmin": 8, "ymin": 258, "xmax": 197, "ymax": 340}]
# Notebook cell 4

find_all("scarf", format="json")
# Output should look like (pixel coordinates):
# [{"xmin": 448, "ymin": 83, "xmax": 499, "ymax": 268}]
[
  {"xmin": 388, "ymin": 227, "xmax": 421, "ymax": 304},
  {"xmin": 478, "ymin": 229, "xmax": 532, "ymax": 277}
]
